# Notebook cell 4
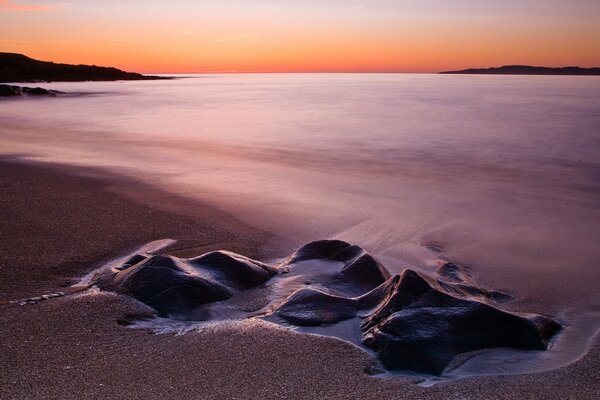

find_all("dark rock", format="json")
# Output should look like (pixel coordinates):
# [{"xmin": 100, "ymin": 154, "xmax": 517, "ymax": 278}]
[
  {"xmin": 116, "ymin": 254, "xmax": 148, "ymax": 270},
  {"xmin": 186, "ymin": 251, "xmax": 276, "ymax": 290},
  {"xmin": 286, "ymin": 239, "xmax": 356, "ymax": 264},
  {"xmin": 437, "ymin": 280, "xmax": 514, "ymax": 303},
  {"xmin": 95, "ymin": 240, "xmax": 561, "ymax": 375},
  {"xmin": 361, "ymin": 271, "xmax": 561, "ymax": 375},
  {"xmin": 435, "ymin": 261, "xmax": 470, "ymax": 282},
  {"xmin": 287, "ymin": 240, "xmax": 390, "ymax": 295},
  {"xmin": 0, "ymin": 84, "xmax": 20, "ymax": 96},
  {"xmin": 275, "ymin": 288, "xmax": 358, "ymax": 326},
  {"xmin": 361, "ymin": 270, "xmax": 432, "ymax": 332},
  {"xmin": 434, "ymin": 261, "xmax": 513, "ymax": 303},
  {"xmin": 0, "ymin": 84, "xmax": 62, "ymax": 97},
  {"xmin": 338, "ymin": 251, "xmax": 391, "ymax": 293},
  {"xmin": 96, "ymin": 251, "xmax": 276, "ymax": 317}
]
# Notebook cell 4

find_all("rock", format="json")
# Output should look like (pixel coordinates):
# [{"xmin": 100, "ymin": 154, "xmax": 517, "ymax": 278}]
[
  {"xmin": 286, "ymin": 240, "xmax": 357, "ymax": 264},
  {"xmin": 275, "ymin": 288, "xmax": 358, "ymax": 326},
  {"xmin": 434, "ymin": 261, "xmax": 513, "ymax": 302},
  {"xmin": 0, "ymin": 84, "xmax": 20, "ymax": 96},
  {"xmin": 0, "ymin": 84, "xmax": 62, "ymax": 97},
  {"xmin": 94, "ymin": 240, "xmax": 561, "ymax": 375},
  {"xmin": 361, "ymin": 270, "xmax": 432, "ymax": 332},
  {"xmin": 361, "ymin": 270, "xmax": 562, "ymax": 375},
  {"xmin": 337, "ymin": 250, "xmax": 391, "ymax": 294},
  {"xmin": 96, "ymin": 251, "xmax": 276, "ymax": 317},
  {"xmin": 435, "ymin": 261, "xmax": 470, "ymax": 282},
  {"xmin": 286, "ymin": 240, "xmax": 391, "ymax": 295}
]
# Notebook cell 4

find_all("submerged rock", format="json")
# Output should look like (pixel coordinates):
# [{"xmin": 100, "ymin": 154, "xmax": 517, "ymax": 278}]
[
  {"xmin": 0, "ymin": 84, "xmax": 63, "ymax": 97},
  {"xmin": 94, "ymin": 239, "xmax": 561, "ymax": 375}
]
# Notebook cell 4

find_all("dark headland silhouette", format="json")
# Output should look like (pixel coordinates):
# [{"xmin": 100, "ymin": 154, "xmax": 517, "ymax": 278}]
[
  {"xmin": 440, "ymin": 65, "xmax": 600, "ymax": 75},
  {"xmin": 0, "ymin": 52, "xmax": 170, "ymax": 83}
]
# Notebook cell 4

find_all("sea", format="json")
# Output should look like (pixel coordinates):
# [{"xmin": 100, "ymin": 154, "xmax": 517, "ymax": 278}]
[{"xmin": 1, "ymin": 73, "xmax": 599, "ymax": 378}]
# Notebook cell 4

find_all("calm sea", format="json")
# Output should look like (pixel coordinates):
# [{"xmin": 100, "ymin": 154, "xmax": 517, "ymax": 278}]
[
  {"xmin": 1, "ymin": 74, "xmax": 599, "ymax": 314},
  {"xmin": 2, "ymin": 73, "xmax": 600, "ymax": 378}
]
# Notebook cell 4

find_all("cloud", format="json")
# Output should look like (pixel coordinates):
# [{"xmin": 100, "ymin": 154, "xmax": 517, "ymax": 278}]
[
  {"xmin": 325, "ymin": 0, "xmax": 377, "ymax": 22},
  {"xmin": 351, "ymin": 1, "xmax": 374, "ymax": 10},
  {"xmin": 0, "ymin": 0, "xmax": 56, "ymax": 12}
]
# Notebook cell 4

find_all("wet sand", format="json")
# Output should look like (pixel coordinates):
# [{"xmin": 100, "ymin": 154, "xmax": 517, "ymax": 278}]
[{"xmin": 1, "ymin": 160, "xmax": 599, "ymax": 399}]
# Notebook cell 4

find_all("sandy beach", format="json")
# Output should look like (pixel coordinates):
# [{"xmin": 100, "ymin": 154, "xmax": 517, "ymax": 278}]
[
  {"xmin": 0, "ymin": 159, "xmax": 598, "ymax": 399},
  {"xmin": 2, "ymin": 0, "xmax": 599, "ymax": 396}
]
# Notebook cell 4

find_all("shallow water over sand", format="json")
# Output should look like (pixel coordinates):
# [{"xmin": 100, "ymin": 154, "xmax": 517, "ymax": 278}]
[
  {"xmin": 73, "ymin": 238, "xmax": 599, "ymax": 384},
  {"xmin": 1, "ymin": 74, "xmax": 599, "ymax": 320}
]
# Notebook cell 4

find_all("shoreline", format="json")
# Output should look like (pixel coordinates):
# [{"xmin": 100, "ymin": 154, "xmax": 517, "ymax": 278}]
[
  {"xmin": 0, "ymin": 155, "xmax": 275, "ymax": 264},
  {"xmin": 1, "ymin": 159, "xmax": 599, "ymax": 399}
]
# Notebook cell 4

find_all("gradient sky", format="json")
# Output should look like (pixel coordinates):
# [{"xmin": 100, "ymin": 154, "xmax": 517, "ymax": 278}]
[{"xmin": 1, "ymin": 0, "xmax": 599, "ymax": 73}]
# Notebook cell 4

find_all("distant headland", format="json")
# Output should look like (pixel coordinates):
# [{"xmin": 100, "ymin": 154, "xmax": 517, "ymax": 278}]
[
  {"xmin": 0, "ymin": 53, "xmax": 171, "ymax": 83},
  {"xmin": 440, "ymin": 65, "xmax": 600, "ymax": 76}
]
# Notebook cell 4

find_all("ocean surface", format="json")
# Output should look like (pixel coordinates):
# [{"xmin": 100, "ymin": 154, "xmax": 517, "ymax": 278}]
[{"xmin": 1, "ymin": 74, "xmax": 600, "ymax": 365}]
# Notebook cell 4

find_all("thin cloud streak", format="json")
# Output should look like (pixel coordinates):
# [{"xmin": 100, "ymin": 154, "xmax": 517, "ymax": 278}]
[
  {"xmin": 327, "ymin": 0, "xmax": 376, "ymax": 22},
  {"xmin": 351, "ymin": 1, "xmax": 373, "ymax": 10}
]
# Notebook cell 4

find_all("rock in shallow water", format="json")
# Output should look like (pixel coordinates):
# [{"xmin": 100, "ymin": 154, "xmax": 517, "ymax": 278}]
[
  {"xmin": 360, "ymin": 270, "xmax": 561, "ymax": 374},
  {"xmin": 94, "ymin": 239, "xmax": 561, "ymax": 375},
  {"xmin": 95, "ymin": 251, "xmax": 276, "ymax": 316},
  {"xmin": 0, "ymin": 84, "xmax": 63, "ymax": 97}
]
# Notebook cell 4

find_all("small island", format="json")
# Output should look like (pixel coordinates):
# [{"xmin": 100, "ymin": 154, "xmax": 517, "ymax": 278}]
[
  {"xmin": 440, "ymin": 65, "xmax": 600, "ymax": 75},
  {"xmin": 0, "ymin": 52, "xmax": 170, "ymax": 83}
]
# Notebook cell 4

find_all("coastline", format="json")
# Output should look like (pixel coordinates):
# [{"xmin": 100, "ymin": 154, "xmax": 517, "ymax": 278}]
[
  {"xmin": 1, "ymin": 159, "xmax": 599, "ymax": 399},
  {"xmin": 0, "ymin": 158, "xmax": 272, "ymax": 299}
]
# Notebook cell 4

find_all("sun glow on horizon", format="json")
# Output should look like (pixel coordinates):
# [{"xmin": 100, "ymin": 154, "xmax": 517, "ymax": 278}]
[{"xmin": 1, "ymin": 0, "xmax": 599, "ymax": 73}]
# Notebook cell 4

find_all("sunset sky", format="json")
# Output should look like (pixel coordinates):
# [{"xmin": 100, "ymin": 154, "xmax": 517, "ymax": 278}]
[{"xmin": 1, "ymin": 0, "xmax": 599, "ymax": 73}]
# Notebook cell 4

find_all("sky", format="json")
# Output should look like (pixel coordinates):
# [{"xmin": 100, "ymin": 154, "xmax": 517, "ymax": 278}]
[{"xmin": 1, "ymin": 0, "xmax": 599, "ymax": 73}]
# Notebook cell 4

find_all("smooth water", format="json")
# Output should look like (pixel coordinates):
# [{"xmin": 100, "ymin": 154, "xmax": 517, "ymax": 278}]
[{"xmin": 1, "ymin": 74, "xmax": 599, "ymax": 319}]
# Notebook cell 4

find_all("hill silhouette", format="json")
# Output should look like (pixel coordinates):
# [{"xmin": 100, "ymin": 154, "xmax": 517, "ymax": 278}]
[
  {"xmin": 440, "ymin": 65, "xmax": 600, "ymax": 75},
  {"xmin": 0, "ymin": 53, "xmax": 170, "ymax": 82}
]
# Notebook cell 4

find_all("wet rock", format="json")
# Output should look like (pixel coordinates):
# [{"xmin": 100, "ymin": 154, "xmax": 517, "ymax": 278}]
[
  {"xmin": 362, "ymin": 270, "xmax": 432, "ymax": 332},
  {"xmin": 361, "ymin": 270, "xmax": 562, "ymax": 375},
  {"xmin": 288, "ymin": 240, "xmax": 391, "ymax": 296},
  {"xmin": 286, "ymin": 240, "xmax": 358, "ymax": 264},
  {"xmin": 275, "ymin": 288, "xmax": 358, "ymax": 326},
  {"xmin": 94, "ymin": 240, "xmax": 561, "ymax": 375},
  {"xmin": 0, "ymin": 84, "xmax": 62, "ymax": 97},
  {"xmin": 435, "ymin": 261, "xmax": 470, "ymax": 283},
  {"xmin": 434, "ymin": 261, "xmax": 513, "ymax": 302},
  {"xmin": 337, "ymin": 250, "xmax": 391, "ymax": 294},
  {"xmin": 436, "ymin": 279, "xmax": 514, "ymax": 303},
  {"xmin": 95, "ymin": 251, "xmax": 276, "ymax": 317}
]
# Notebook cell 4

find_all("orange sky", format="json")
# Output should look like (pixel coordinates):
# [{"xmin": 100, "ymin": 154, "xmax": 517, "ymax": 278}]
[{"xmin": 1, "ymin": 0, "xmax": 599, "ymax": 73}]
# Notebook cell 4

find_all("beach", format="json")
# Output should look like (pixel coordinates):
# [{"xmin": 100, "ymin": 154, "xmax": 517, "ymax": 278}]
[
  {"xmin": 2, "ymin": 0, "xmax": 599, "ymax": 396},
  {"xmin": 1, "ymin": 160, "xmax": 599, "ymax": 399}
]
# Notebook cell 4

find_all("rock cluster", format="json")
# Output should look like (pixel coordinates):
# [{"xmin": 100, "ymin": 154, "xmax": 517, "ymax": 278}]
[{"xmin": 95, "ymin": 240, "xmax": 561, "ymax": 375}]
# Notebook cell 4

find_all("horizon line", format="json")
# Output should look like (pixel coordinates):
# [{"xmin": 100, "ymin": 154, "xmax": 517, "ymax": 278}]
[{"xmin": 147, "ymin": 71, "xmax": 440, "ymax": 75}]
